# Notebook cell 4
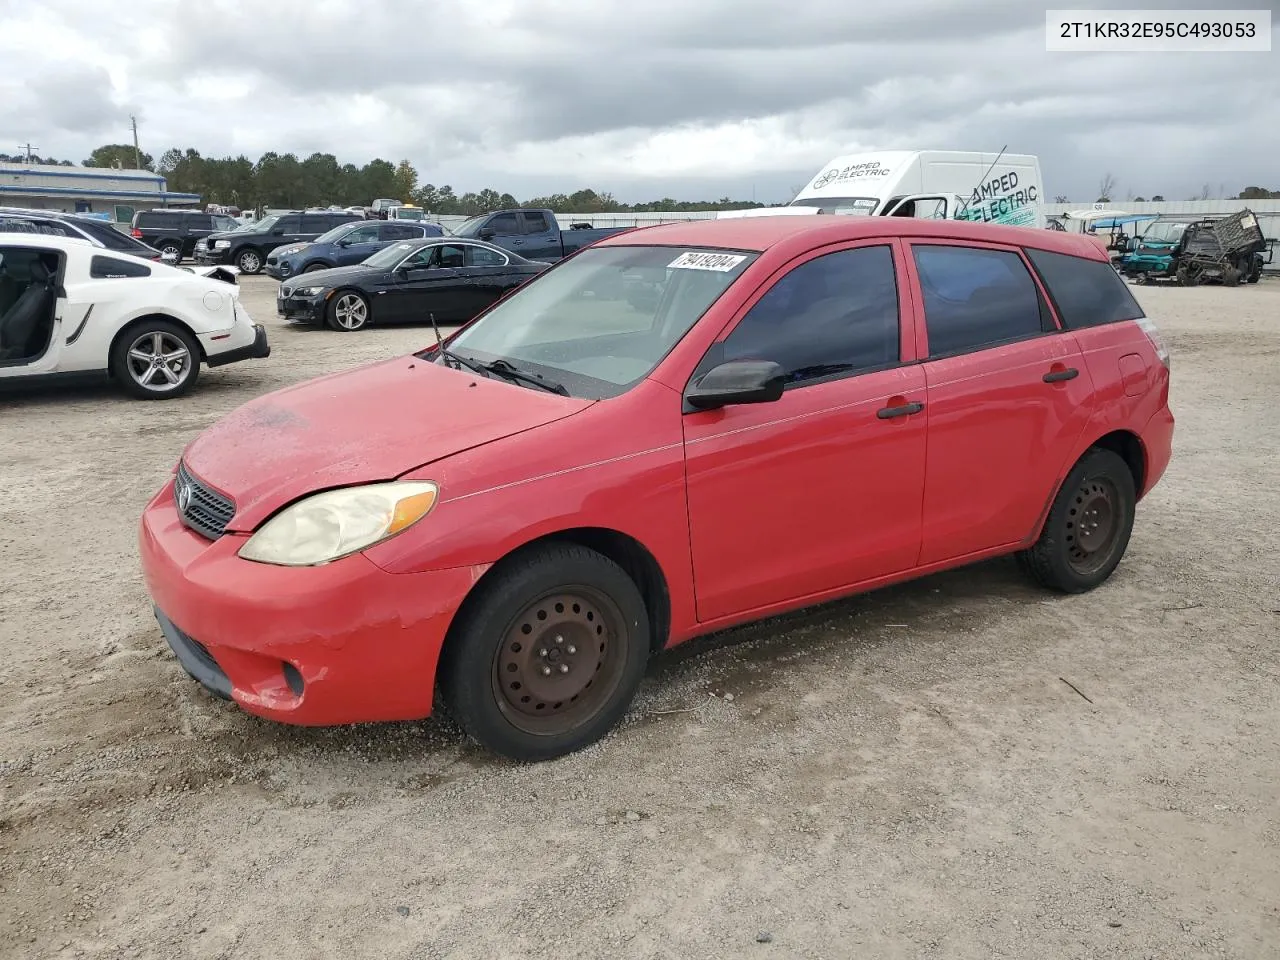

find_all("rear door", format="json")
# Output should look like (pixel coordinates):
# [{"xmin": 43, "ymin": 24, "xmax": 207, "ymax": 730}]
[
  {"xmin": 515, "ymin": 210, "xmax": 561, "ymax": 261},
  {"xmin": 905, "ymin": 240, "xmax": 1095, "ymax": 565},
  {"xmin": 682, "ymin": 240, "xmax": 929, "ymax": 621}
]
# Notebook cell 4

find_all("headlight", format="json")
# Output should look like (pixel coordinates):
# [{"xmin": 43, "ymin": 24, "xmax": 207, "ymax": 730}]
[
  {"xmin": 238, "ymin": 481, "xmax": 438, "ymax": 566},
  {"xmin": 292, "ymin": 286, "xmax": 326, "ymax": 297},
  {"xmin": 214, "ymin": 240, "xmax": 230, "ymax": 249}
]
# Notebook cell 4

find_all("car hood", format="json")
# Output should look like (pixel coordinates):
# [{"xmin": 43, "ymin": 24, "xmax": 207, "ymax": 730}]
[
  {"xmin": 180, "ymin": 356, "xmax": 593, "ymax": 532},
  {"xmin": 280, "ymin": 263, "xmax": 375, "ymax": 290},
  {"xmin": 273, "ymin": 242, "xmax": 312, "ymax": 260},
  {"xmin": 206, "ymin": 229, "xmax": 266, "ymax": 243}
]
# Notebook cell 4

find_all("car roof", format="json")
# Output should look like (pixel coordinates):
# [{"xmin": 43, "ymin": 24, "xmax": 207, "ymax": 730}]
[
  {"xmin": 0, "ymin": 234, "xmax": 96, "ymax": 251},
  {"xmin": 595, "ymin": 215, "xmax": 1111, "ymax": 262}
]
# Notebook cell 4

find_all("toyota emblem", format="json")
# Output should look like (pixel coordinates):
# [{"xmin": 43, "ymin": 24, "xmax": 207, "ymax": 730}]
[{"xmin": 176, "ymin": 479, "xmax": 192, "ymax": 513}]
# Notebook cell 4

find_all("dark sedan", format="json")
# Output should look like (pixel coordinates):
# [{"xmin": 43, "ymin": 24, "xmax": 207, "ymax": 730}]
[{"xmin": 275, "ymin": 238, "xmax": 549, "ymax": 332}]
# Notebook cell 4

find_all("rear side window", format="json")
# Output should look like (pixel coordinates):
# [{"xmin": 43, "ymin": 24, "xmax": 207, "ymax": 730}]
[
  {"xmin": 912, "ymin": 245, "xmax": 1044, "ymax": 358},
  {"xmin": 522, "ymin": 212, "xmax": 550, "ymax": 234},
  {"xmin": 719, "ymin": 245, "xmax": 901, "ymax": 384},
  {"xmin": 382, "ymin": 223, "xmax": 420, "ymax": 241},
  {"xmin": 300, "ymin": 215, "xmax": 331, "ymax": 232},
  {"xmin": 91, "ymin": 255, "xmax": 151, "ymax": 278},
  {"xmin": 0, "ymin": 218, "xmax": 77, "ymax": 238},
  {"xmin": 135, "ymin": 212, "xmax": 164, "ymax": 228},
  {"xmin": 1025, "ymin": 247, "xmax": 1145, "ymax": 328}
]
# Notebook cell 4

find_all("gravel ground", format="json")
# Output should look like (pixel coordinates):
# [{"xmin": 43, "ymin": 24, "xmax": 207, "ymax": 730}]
[{"xmin": 1, "ymin": 275, "xmax": 1278, "ymax": 960}]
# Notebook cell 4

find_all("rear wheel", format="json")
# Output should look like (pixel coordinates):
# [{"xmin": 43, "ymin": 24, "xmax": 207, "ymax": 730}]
[
  {"xmin": 159, "ymin": 241, "xmax": 182, "ymax": 261},
  {"xmin": 1017, "ymin": 448, "xmax": 1136, "ymax": 593},
  {"xmin": 438, "ymin": 542, "xmax": 650, "ymax": 761},
  {"xmin": 109, "ymin": 319, "xmax": 201, "ymax": 400},
  {"xmin": 325, "ymin": 290, "xmax": 370, "ymax": 331}
]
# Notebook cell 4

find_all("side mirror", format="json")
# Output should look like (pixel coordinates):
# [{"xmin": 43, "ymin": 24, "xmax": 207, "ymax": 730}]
[
  {"xmin": 478, "ymin": 227, "xmax": 495, "ymax": 240},
  {"xmin": 336, "ymin": 238, "xmax": 351, "ymax": 247},
  {"xmin": 685, "ymin": 360, "xmax": 786, "ymax": 411}
]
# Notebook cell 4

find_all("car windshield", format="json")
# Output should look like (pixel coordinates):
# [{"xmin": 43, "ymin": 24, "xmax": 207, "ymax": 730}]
[
  {"xmin": 239, "ymin": 215, "xmax": 277, "ymax": 233},
  {"xmin": 452, "ymin": 215, "xmax": 487, "ymax": 236},
  {"xmin": 788, "ymin": 196, "xmax": 879, "ymax": 215},
  {"xmin": 363, "ymin": 241, "xmax": 423, "ymax": 269},
  {"xmin": 1140, "ymin": 221, "xmax": 1189, "ymax": 243},
  {"xmin": 443, "ymin": 245, "xmax": 758, "ymax": 399}
]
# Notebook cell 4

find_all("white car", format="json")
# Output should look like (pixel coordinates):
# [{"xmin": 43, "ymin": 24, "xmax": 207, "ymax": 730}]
[{"xmin": 0, "ymin": 235, "xmax": 269, "ymax": 400}]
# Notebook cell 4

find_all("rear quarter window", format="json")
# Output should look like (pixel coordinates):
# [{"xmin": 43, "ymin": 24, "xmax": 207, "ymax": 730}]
[
  {"xmin": 90, "ymin": 255, "xmax": 151, "ymax": 278},
  {"xmin": 1025, "ymin": 248, "xmax": 1146, "ymax": 328}
]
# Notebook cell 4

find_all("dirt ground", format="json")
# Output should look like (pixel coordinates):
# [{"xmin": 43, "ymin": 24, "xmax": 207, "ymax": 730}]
[{"xmin": 1, "ymin": 274, "xmax": 1278, "ymax": 960}]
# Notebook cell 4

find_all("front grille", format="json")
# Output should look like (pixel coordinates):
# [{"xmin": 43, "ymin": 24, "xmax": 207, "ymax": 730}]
[{"xmin": 174, "ymin": 461, "xmax": 235, "ymax": 540}]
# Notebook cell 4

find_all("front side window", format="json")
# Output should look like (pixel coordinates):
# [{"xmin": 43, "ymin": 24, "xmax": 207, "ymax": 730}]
[
  {"xmin": 339, "ymin": 224, "xmax": 381, "ymax": 244},
  {"xmin": 912, "ymin": 245, "xmax": 1045, "ymax": 358},
  {"xmin": 485, "ymin": 213, "xmax": 519, "ymax": 235},
  {"xmin": 717, "ymin": 245, "xmax": 901, "ymax": 384},
  {"xmin": 274, "ymin": 216, "xmax": 302, "ymax": 234},
  {"xmin": 1025, "ymin": 247, "xmax": 1144, "ymax": 329},
  {"xmin": 445, "ymin": 245, "xmax": 757, "ymax": 398}
]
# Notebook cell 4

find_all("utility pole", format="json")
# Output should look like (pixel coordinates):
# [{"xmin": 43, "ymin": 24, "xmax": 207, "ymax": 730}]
[
  {"xmin": 18, "ymin": 142, "xmax": 39, "ymax": 162},
  {"xmin": 131, "ymin": 115, "xmax": 141, "ymax": 169}
]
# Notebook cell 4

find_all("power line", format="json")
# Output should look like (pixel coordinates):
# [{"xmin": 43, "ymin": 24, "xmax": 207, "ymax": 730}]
[{"xmin": 17, "ymin": 142, "xmax": 39, "ymax": 162}]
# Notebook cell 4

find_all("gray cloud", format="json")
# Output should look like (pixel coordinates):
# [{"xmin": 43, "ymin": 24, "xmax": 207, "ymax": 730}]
[{"xmin": 1, "ymin": 0, "xmax": 1277, "ymax": 203}]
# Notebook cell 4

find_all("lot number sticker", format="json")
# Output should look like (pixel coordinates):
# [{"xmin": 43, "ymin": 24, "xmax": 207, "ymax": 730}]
[{"xmin": 668, "ymin": 251, "xmax": 747, "ymax": 272}]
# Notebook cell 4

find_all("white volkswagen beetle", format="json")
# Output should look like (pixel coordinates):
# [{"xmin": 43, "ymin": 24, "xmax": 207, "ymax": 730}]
[{"xmin": 0, "ymin": 235, "xmax": 269, "ymax": 399}]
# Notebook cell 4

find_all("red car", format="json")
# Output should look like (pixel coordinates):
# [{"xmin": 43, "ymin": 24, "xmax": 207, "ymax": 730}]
[{"xmin": 139, "ymin": 215, "xmax": 1174, "ymax": 761}]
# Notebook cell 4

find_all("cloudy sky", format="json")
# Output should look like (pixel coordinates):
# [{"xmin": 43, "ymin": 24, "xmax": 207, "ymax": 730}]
[{"xmin": 2, "ymin": 0, "xmax": 1277, "ymax": 204}]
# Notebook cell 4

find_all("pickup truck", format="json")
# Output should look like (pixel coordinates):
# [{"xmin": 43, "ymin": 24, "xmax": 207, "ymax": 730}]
[{"xmin": 449, "ymin": 208, "xmax": 631, "ymax": 262}]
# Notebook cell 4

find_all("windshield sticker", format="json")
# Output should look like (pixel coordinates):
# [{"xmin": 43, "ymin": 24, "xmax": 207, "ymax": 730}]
[{"xmin": 668, "ymin": 251, "xmax": 747, "ymax": 272}]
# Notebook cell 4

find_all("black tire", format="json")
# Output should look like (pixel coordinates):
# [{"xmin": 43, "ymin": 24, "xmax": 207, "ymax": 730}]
[
  {"xmin": 109, "ymin": 319, "xmax": 202, "ymax": 400},
  {"xmin": 1017, "ymin": 448, "xmax": 1136, "ymax": 594},
  {"xmin": 1223, "ymin": 264, "xmax": 1241, "ymax": 287},
  {"xmin": 438, "ymin": 542, "xmax": 651, "ymax": 762},
  {"xmin": 235, "ymin": 247, "xmax": 264, "ymax": 274},
  {"xmin": 1176, "ymin": 264, "xmax": 1198, "ymax": 287},
  {"xmin": 303, "ymin": 262, "xmax": 331, "ymax": 273},
  {"xmin": 325, "ymin": 289, "xmax": 370, "ymax": 331}
]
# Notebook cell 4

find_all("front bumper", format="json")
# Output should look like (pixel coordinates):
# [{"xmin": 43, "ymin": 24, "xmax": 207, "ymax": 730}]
[
  {"xmin": 276, "ymin": 289, "xmax": 327, "ymax": 323},
  {"xmin": 138, "ymin": 478, "xmax": 481, "ymax": 725},
  {"xmin": 264, "ymin": 260, "xmax": 294, "ymax": 280},
  {"xmin": 194, "ymin": 247, "xmax": 230, "ymax": 265}
]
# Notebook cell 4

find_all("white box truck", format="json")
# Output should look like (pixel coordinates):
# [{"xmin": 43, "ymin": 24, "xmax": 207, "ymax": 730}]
[{"xmin": 721, "ymin": 150, "xmax": 1046, "ymax": 229}]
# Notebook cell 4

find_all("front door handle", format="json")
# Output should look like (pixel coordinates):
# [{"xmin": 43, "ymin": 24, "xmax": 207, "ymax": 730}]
[
  {"xmin": 1043, "ymin": 367, "xmax": 1079, "ymax": 383},
  {"xmin": 876, "ymin": 400, "xmax": 924, "ymax": 420}
]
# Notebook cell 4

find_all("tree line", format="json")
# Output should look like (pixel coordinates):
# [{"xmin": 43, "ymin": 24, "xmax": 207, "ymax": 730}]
[{"xmin": 58, "ymin": 144, "xmax": 767, "ymax": 215}]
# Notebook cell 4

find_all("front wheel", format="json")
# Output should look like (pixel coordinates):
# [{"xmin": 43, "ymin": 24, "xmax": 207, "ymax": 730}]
[
  {"xmin": 236, "ymin": 248, "xmax": 263, "ymax": 274},
  {"xmin": 326, "ymin": 290, "xmax": 370, "ymax": 331},
  {"xmin": 438, "ymin": 543, "xmax": 651, "ymax": 761},
  {"xmin": 109, "ymin": 320, "xmax": 201, "ymax": 400},
  {"xmin": 1017, "ymin": 448, "xmax": 1136, "ymax": 593}
]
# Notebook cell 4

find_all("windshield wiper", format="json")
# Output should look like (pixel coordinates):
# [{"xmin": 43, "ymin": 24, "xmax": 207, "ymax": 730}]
[
  {"xmin": 427, "ymin": 312, "xmax": 490, "ymax": 378},
  {"xmin": 480, "ymin": 358, "xmax": 569, "ymax": 395}
]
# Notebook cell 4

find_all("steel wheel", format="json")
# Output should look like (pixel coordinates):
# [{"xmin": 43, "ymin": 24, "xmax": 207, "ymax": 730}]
[
  {"xmin": 331, "ymin": 292, "xmax": 369, "ymax": 331},
  {"xmin": 1064, "ymin": 475, "xmax": 1122, "ymax": 577},
  {"xmin": 492, "ymin": 588, "xmax": 630, "ymax": 736},
  {"xmin": 125, "ymin": 330, "xmax": 194, "ymax": 393}
]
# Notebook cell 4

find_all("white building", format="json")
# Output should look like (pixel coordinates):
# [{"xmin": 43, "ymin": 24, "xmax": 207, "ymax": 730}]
[{"xmin": 0, "ymin": 163, "xmax": 201, "ymax": 221}]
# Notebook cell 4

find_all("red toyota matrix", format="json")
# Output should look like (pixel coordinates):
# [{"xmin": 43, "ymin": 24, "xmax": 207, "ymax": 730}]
[{"xmin": 139, "ymin": 215, "xmax": 1174, "ymax": 761}]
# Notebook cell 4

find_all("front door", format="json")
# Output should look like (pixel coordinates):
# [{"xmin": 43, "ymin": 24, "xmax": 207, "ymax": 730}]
[
  {"xmin": 0, "ymin": 245, "xmax": 66, "ymax": 377},
  {"xmin": 384, "ymin": 244, "xmax": 470, "ymax": 325},
  {"xmin": 334, "ymin": 222, "xmax": 383, "ymax": 265},
  {"xmin": 682, "ymin": 240, "xmax": 929, "ymax": 622},
  {"xmin": 905, "ymin": 240, "xmax": 1096, "ymax": 564}
]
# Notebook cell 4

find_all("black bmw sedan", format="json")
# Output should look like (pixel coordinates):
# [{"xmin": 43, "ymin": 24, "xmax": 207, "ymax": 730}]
[{"xmin": 275, "ymin": 237, "xmax": 549, "ymax": 332}]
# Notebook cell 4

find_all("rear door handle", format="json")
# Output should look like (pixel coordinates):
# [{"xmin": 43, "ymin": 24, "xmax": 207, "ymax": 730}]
[
  {"xmin": 1043, "ymin": 367, "xmax": 1079, "ymax": 383},
  {"xmin": 876, "ymin": 400, "xmax": 924, "ymax": 420}
]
